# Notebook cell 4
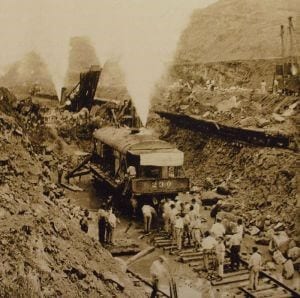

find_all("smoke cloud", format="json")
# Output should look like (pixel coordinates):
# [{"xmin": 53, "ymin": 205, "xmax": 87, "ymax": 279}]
[{"xmin": 0, "ymin": 0, "xmax": 216, "ymax": 124}]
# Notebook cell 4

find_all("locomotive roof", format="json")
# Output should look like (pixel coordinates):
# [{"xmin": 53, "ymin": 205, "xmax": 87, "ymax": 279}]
[{"xmin": 93, "ymin": 126, "xmax": 178, "ymax": 154}]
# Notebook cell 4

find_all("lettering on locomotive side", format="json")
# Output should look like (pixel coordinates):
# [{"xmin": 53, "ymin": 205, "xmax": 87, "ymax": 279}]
[
  {"xmin": 151, "ymin": 180, "xmax": 173, "ymax": 189},
  {"xmin": 132, "ymin": 178, "xmax": 189, "ymax": 194}
]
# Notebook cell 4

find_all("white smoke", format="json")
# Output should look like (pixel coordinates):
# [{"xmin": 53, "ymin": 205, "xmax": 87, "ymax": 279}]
[{"xmin": 0, "ymin": 0, "xmax": 216, "ymax": 121}]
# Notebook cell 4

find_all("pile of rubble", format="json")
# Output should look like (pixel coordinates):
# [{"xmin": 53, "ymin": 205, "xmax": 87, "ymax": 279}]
[
  {"xmin": 153, "ymin": 82, "xmax": 299, "ymax": 136},
  {"xmin": 0, "ymin": 88, "xmax": 145, "ymax": 297}
]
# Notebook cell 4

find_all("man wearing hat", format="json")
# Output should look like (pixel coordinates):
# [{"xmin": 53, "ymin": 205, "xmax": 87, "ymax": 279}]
[{"xmin": 249, "ymin": 247, "xmax": 262, "ymax": 290}]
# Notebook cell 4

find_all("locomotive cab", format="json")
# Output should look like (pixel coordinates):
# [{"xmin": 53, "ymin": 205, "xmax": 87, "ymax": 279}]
[{"xmin": 91, "ymin": 126, "xmax": 189, "ymax": 200}]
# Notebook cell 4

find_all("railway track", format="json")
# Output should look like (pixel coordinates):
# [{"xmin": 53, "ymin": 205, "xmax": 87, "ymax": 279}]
[
  {"xmin": 156, "ymin": 111, "xmax": 294, "ymax": 149},
  {"xmin": 151, "ymin": 233, "xmax": 300, "ymax": 298}
]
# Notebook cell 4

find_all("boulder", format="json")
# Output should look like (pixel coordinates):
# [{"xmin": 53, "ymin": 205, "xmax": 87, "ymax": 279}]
[
  {"xmin": 273, "ymin": 250, "xmax": 287, "ymax": 265},
  {"xmin": 282, "ymin": 259, "xmax": 294, "ymax": 279},
  {"xmin": 201, "ymin": 191, "xmax": 225, "ymax": 206},
  {"xmin": 287, "ymin": 247, "xmax": 300, "ymax": 261}
]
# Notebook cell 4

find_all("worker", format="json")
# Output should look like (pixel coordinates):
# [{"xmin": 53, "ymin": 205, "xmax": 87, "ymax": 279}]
[
  {"xmin": 261, "ymin": 80, "xmax": 267, "ymax": 93},
  {"xmin": 174, "ymin": 213, "xmax": 184, "ymax": 250},
  {"xmin": 42, "ymin": 161, "xmax": 51, "ymax": 182},
  {"xmin": 162, "ymin": 198, "xmax": 171, "ymax": 233},
  {"xmin": 106, "ymin": 208, "xmax": 119, "ymax": 245},
  {"xmin": 215, "ymin": 237, "xmax": 226, "ymax": 280},
  {"xmin": 106, "ymin": 195, "xmax": 113, "ymax": 210},
  {"xmin": 130, "ymin": 195, "xmax": 138, "ymax": 218},
  {"xmin": 189, "ymin": 205, "xmax": 197, "ymax": 223},
  {"xmin": 248, "ymin": 247, "xmax": 262, "ymax": 290},
  {"xmin": 273, "ymin": 78, "xmax": 279, "ymax": 93},
  {"xmin": 183, "ymin": 210, "xmax": 191, "ymax": 247},
  {"xmin": 122, "ymin": 165, "xmax": 136, "ymax": 195},
  {"xmin": 236, "ymin": 218, "xmax": 244, "ymax": 240},
  {"xmin": 150, "ymin": 255, "xmax": 169, "ymax": 298},
  {"xmin": 191, "ymin": 198, "xmax": 200, "ymax": 215},
  {"xmin": 79, "ymin": 209, "xmax": 89, "ymax": 233},
  {"xmin": 169, "ymin": 204, "xmax": 177, "ymax": 239},
  {"xmin": 202, "ymin": 231, "xmax": 217, "ymax": 272},
  {"xmin": 229, "ymin": 228, "xmax": 242, "ymax": 271},
  {"xmin": 57, "ymin": 162, "xmax": 65, "ymax": 186},
  {"xmin": 210, "ymin": 217, "xmax": 226, "ymax": 239},
  {"xmin": 98, "ymin": 204, "xmax": 108, "ymax": 244},
  {"xmin": 141, "ymin": 204, "xmax": 156, "ymax": 233},
  {"xmin": 191, "ymin": 215, "xmax": 202, "ymax": 251}
]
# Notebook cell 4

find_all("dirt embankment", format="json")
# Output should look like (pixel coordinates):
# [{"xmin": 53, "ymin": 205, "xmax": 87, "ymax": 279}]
[{"xmin": 0, "ymin": 87, "xmax": 145, "ymax": 297}]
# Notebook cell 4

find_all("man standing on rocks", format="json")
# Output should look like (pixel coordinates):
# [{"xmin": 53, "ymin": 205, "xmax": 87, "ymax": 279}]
[
  {"xmin": 98, "ymin": 204, "xmax": 108, "ymax": 244},
  {"xmin": 107, "ymin": 208, "xmax": 119, "ymax": 245},
  {"xmin": 79, "ymin": 209, "xmax": 89, "ymax": 233},
  {"xmin": 261, "ymin": 80, "xmax": 267, "ymax": 93}
]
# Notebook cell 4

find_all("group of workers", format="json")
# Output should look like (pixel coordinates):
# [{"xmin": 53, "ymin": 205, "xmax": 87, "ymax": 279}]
[{"xmin": 142, "ymin": 195, "xmax": 262, "ymax": 290}]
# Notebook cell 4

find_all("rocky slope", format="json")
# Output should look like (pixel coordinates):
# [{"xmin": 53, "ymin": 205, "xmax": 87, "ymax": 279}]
[{"xmin": 0, "ymin": 87, "xmax": 145, "ymax": 297}]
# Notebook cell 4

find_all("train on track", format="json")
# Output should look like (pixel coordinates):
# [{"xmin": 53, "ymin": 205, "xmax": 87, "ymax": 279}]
[
  {"xmin": 66, "ymin": 125, "xmax": 190, "ymax": 204},
  {"xmin": 91, "ymin": 126, "xmax": 189, "ymax": 199}
]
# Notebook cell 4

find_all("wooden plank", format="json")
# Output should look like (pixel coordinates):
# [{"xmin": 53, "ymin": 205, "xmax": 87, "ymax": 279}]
[
  {"xmin": 61, "ymin": 183, "xmax": 83, "ymax": 192},
  {"xmin": 188, "ymin": 261, "xmax": 203, "ymax": 267},
  {"xmin": 126, "ymin": 246, "xmax": 155, "ymax": 266},
  {"xmin": 179, "ymin": 251, "xmax": 203, "ymax": 258},
  {"xmin": 222, "ymin": 269, "xmax": 249, "ymax": 278},
  {"xmin": 163, "ymin": 245, "xmax": 177, "ymax": 251},
  {"xmin": 211, "ymin": 273, "xmax": 249, "ymax": 286},
  {"xmin": 181, "ymin": 254, "xmax": 203, "ymax": 263}
]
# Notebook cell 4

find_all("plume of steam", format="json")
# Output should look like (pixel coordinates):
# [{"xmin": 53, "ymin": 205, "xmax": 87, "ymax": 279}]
[{"xmin": 0, "ymin": 0, "xmax": 216, "ymax": 118}]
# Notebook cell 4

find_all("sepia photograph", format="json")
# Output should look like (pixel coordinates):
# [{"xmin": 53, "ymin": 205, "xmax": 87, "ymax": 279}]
[{"xmin": 0, "ymin": 0, "xmax": 299, "ymax": 297}]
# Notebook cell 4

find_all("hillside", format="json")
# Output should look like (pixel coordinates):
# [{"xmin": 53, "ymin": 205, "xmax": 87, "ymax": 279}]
[
  {"xmin": 176, "ymin": 0, "xmax": 300, "ymax": 63},
  {"xmin": 0, "ymin": 87, "xmax": 145, "ymax": 297}
]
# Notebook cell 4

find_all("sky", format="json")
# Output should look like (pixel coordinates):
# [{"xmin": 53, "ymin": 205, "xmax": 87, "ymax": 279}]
[{"xmin": 0, "ymin": 0, "xmax": 217, "ymax": 124}]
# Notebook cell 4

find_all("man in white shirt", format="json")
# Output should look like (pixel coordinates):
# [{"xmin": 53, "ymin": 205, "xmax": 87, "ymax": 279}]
[
  {"xmin": 142, "ymin": 204, "xmax": 156, "ymax": 233},
  {"xmin": 229, "ymin": 229, "xmax": 242, "ymax": 271},
  {"xmin": 107, "ymin": 208, "xmax": 120, "ymax": 245},
  {"xmin": 215, "ymin": 237, "xmax": 226, "ymax": 279},
  {"xmin": 202, "ymin": 231, "xmax": 217, "ymax": 271},
  {"xmin": 210, "ymin": 218, "xmax": 226, "ymax": 239},
  {"xmin": 249, "ymin": 247, "xmax": 262, "ymax": 290},
  {"xmin": 174, "ymin": 213, "xmax": 184, "ymax": 250},
  {"xmin": 191, "ymin": 198, "xmax": 200, "ymax": 215}
]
